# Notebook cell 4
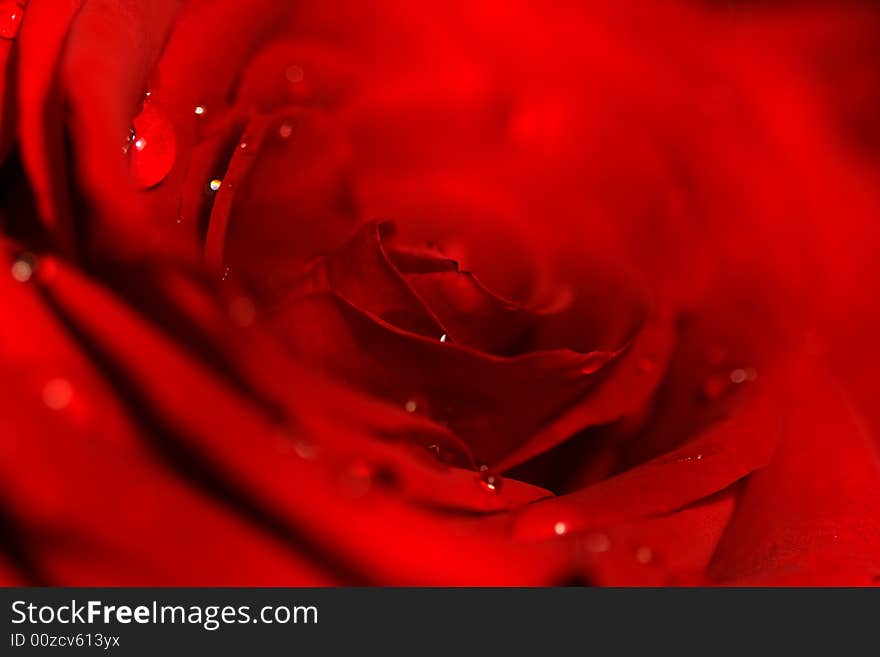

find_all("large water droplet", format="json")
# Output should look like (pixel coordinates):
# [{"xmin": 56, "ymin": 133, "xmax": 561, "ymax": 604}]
[
  {"xmin": 10, "ymin": 253, "xmax": 35, "ymax": 282},
  {"xmin": 129, "ymin": 101, "xmax": 176, "ymax": 189},
  {"xmin": 0, "ymin": 1, "xmax": 26, "ymax": 40}
]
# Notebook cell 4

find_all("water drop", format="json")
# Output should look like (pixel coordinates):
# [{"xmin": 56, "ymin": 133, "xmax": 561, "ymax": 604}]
[
  {"xmin": 554, "ymin": 521, "xmax": 568, "ymax": 536},
  {"xmin": 404, "ymin": 399, "xmax": 418, "ymax": 413},
  {"xmin": 10, "ymin": 254, "xmax": 35, "ymax": 283},
  {"xmin": 278, "ymin": 121, "xmax": 294, "ymax": 139},
  {"xmin": 194, "ymin": 105, "xmax": 207, "ymax": 116},
  {"xmin": 729, "ymin": 368, "xmax": 747, "ymax": 384},
  {"xmin": 439, "ymin": 333, "xmax": 448, "ymax": 343},
  {"xmin": 129, "ymin": 101, "xmax": 176, "ymax": 189},
  {"xmin": 0, "ymin": 1, "xmax": 25, "ymax": 40},
  {"xmin": 43, "ymin": 378, "xmax": 73, "ymax": 411},
  {"xmin": 239, "ymin": 142, "xmax": 249, "ymax": 150},
  {"xmin": 477, "ymin": 471, "xmax": 503, "ymax": 493},
  {"xmin": 635, "ymin": 546, "xmax": 653, "ymax": 564},
  {"xmin": 208, "ymin": 178, "xmax": 222, "ymax": 192},
  {"xmin": 121, "ymin": 127, "xmax": 137, "ymax": 154},
  {"xmin": 426, "ymin": 444, "xmax": 440, "ymax": 456},
  {"xmin": 220, "ymin": 266, "xmax": 231, "ymax": 281}
]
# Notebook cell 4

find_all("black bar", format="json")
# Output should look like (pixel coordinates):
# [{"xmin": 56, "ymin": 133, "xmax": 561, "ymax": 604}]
[{"xmin": 0, "ymin": 588, "xmax": 875, "ymax": 655}]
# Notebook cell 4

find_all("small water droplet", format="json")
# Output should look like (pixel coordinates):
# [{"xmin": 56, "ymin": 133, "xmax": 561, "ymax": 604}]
[
  {"xmin": 43, "ymin": 378, "xmax": 73, "ymax": 411},
  {"xmin": 194, "ymin": 105, "xmax": 207, "ymax": 116},
  {"xmin": 477, "ymin": 471, "xmax": 503, "ymax": 493},
  {"xmin": 207, "ymin": 179, "xmax": 222, "ymax": 193},
  {"xmin": 0, "ymin": 1, "xmax": 25, "ymax": 40},
  {"xmin": 10, "ymin": 254, "xmax": 35, "ymax": 282},
  {"xmin": 554, "ymin": 521, "xmax": 568, "ymax": 536},
  {"xmin": 404, "ymin": 399, "xmax": 418, "ymax": 413},
  {"xmin": 729, "ymin": 368, "xmax": 747, "ymax": 384},
  {"xmin": 426, "ymin": 443, "xmax": 440, "ymax": 456},
  {"xmin": 175, "ymin": 216, "xmax": 183, "ymax": 224},
  {"xmin": 580, "ymin": 351, "xmax": 611, "ymax": 375},
  {"xmin": 635, "ymin": 546, "xmax": 653, "ymax": 564},
  {"xmin": 121, "ymin": 127, "xmax": 137, "ymax": 154},
  {"xmin": 286, "ymin": 65, "xmax": 305, "ymax": 83},
  {"xmin": 584, "ymin": 532, "xmax": 611, "ymax": 553},
  {"xmin": 278, "ymin": 121, "xmax": 294, "ymax": 139},
  {"xmin": 439, "ymin": 333, "xmax": 448, "ymax": 343},
  {"xmin": 477, "ymin": 463, "xmax": 489, "ymax": 472},
  {"xmin": 239, "ymin": 142, "xmax": 248, "ymax": 150},
  {"xmin": 129, "ymin": 101, "xmax": 176, "ymax": 189},
  {"xmin": 220, "ymin": 266, "xmax": 231, "ymax": 281}
]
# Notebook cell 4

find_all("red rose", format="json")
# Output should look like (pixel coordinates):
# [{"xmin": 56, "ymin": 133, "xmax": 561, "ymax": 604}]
[{"xmin": 0, "ymin": 0, "xmax": 878, "ymax": 585}]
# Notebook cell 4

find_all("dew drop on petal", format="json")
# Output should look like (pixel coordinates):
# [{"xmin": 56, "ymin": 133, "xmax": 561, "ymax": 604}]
[
  {"xmin": 194, "ymin": 105, "xmax": 207, "ymax": 116},
  {"xmin": 129, "ymin": 101, "xmax": 176, "ymax": 189},
  {"xmin": 439, "ymin": 333, "xmax": 448, "ymax": 343},
  {"xmin": 730, "ymin": 368, "xmax": 747, "ymax": 384},
  {"xmin": 0, "ymin": 1, "xmax": 26, "ymax": 40},
  {"xmin": 584, "ymin": 532, "xmax": 611, "ymax": 553},
  {"xmin": 121, "ymin": 127, "xmax": 137, "ymax": 154},
  {"xmin": 10, "ymin": 254, "xmax": 34, "ymax": 282},
  {"xmin": 554, "ymin": 521, "xmax": 568, "ymax": 536},
  {"xmin": 208, "ymin": 178, "xmax": 222, "ymax": 193},
  {"xmin": 477, "ymin": 471, "xmax": 503, "ymax": 494},
  {"xmin": 43, "ymin": 378, "xmax": 73, "ymax": 411},
  {"xmin": 635, "ymin": 546, "xmax": 653, "ymax": 564},
  {"xmin": 278, "ymin": 121, "xmax": 294, "ymax": 139},
  {"xmin": 404, "ymin": 399, "xmax": 418, "ymax": 413}
]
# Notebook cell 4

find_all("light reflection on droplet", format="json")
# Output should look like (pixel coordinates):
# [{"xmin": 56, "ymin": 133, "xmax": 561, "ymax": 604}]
[
  {"xmin": 129, "ymin": 100, "xmax": 176, "ymax": 189},
  {"xmin": 43, "ymin": 378, "xmax": 73, "ymax": 411},
  {"xmin": 478, "ymin": 471, "xmax": 503, "ymax": 494},
  {"xmin": 0, "ymin": 1, "xmax": 26, "ymax": 40},
  {"xmin": 439, "ymin": 333, "xmax": 448, "ymax": 343},
  {"xmin": 404, "ymin": 400, "xmax": 417, "ymax": 413},
  {"xmin": 194, "ymin": 105, "xmax": 207, "ymax": 116},
  {"xmin": 239, "ymin": 142, "xmax": 249, "ymax": 150},
  {"xmin": 278, "ymin": 122, "xmax": 294, "ymax": 139},
  {"xmin": 554, "ymin": 521, "xmax": 568, "ymax": 536},
  {"xmin": 220, "ymin": 266, "xmax": 231, "ymax": 281},
  {"xmin": 208, "ymin": 179, "xmax": 222, "ymax": 192}
]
